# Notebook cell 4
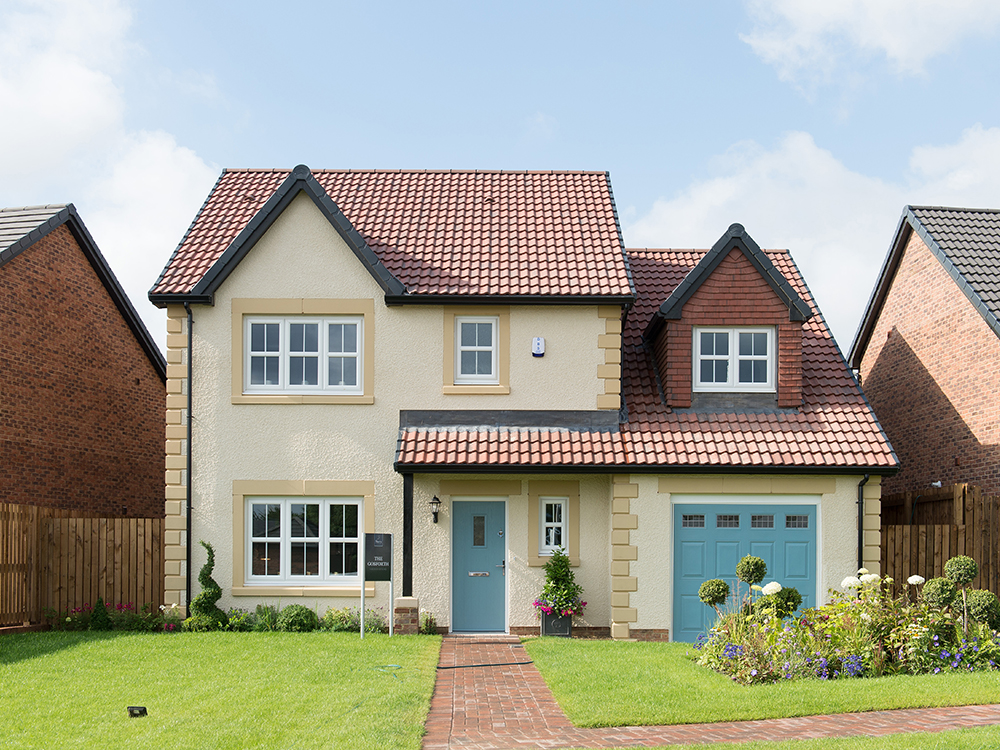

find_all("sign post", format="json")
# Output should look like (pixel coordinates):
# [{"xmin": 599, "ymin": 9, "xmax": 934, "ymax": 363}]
[{"xmin": 361, "ymin": 533, "xmax": 392, "ymax": 638}]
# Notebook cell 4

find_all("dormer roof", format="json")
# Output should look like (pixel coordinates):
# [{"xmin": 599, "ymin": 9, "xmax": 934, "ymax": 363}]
[{"xmin": 642, "ymin": 223, "xmax": 813, "ymax": 342}]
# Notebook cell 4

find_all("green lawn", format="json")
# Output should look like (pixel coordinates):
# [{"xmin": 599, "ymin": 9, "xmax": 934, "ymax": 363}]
[
  {"xmin": 524, "ymin": 639, "xmax": 1000, "ymax": 728},
  {"xmin": 0, "ymin": 631, "xmax": 441, "ymax": 749}
]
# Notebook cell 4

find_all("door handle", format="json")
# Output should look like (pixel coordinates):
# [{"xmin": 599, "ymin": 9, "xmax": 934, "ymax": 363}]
[{"xmin": 497, "ymin": 560, "xmax": 505, "ymax": 576}]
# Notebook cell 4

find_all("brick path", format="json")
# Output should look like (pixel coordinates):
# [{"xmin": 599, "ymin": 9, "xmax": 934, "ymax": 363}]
[{"xmin": 422, "ymin": 634, "xmax": 1000, "ymax": 749}]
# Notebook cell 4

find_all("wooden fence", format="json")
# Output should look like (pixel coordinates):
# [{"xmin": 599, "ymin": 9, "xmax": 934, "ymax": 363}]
[
  {"xmin": 0, "ymin": 503, "xmax": 164, "ymax": 627},
  {"xmin": 881, "ymin": 484, "xmax": 1000, "ymax": 596}
]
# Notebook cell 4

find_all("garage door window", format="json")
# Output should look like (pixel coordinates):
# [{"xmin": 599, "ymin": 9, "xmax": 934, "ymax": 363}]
[
  {"xmin": 716, "ymin": 514, "xmax": 740, "ymax": 528},
  {"xmin": 751, "ymin": 514, "xmax": 774, "ymax": 528},
  {"xmin": 682, "ymin": 514, "xmax": 705, "ymax": 528},
  {"xmin": 786, "ymin": 515, "xmax": 809, "ymax": 528}
]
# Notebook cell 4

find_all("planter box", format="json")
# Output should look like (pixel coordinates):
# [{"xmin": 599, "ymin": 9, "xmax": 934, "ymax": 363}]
[{"xmin": 541, "ymin": 612, "xmax": 572, "ymax": 637}]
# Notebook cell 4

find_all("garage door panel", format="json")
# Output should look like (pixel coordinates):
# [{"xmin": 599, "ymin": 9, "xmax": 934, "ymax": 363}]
[
  {"xmin": 715, "ymin": 541, "xmax": 742, "ymax": 576},
  {"xmin": 679, "ymin": 541, "xmax": 706, "ymax": 578},
  {"xmin": 783, "ymin": 541, "xmax": 811, "ymax": 580},
  {"xmin": 750, "ymin": 541, "xmax": 775, "ymax": 573},
  {"xmin": 679, "ymin": 594, "xmax": 709, "ymax": 631}
]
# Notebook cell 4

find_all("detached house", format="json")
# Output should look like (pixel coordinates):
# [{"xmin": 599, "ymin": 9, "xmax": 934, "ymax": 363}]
[
  {"xmin": 851, "ymin": 206, "xmax": 1000, "ymax": 496},
  {"xmin": 150, "ymin": 166, "xmax": 895, "ymax": 641}
]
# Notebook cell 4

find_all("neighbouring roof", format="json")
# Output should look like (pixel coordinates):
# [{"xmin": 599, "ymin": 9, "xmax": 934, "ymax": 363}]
[
  {"xmin": 0, "ymin": 204, "xmax": 166, "ymax": 380},
  {"xmin": 850, "ymin": 206, "xmax": 1000, "ymax": 367},
  {"xmin": 150, "ymin": 166, "xmax": 635, "ymax": 305},
  {"xmin": 396, "ymin": 240, "xmax": 898, "ymax": 474}
]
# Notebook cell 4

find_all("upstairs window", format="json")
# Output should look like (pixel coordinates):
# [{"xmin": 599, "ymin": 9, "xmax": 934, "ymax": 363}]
[
  {"xmin": 454, "ymin": 316, "xmax": 499, "ymax": 384},
  {"xmin": 244, "ymin": 316, "xmax": 363, "ymax": 394},
  {"xmin": 693, "ymin": 327, "xmax": 775, "ymax": 393}
]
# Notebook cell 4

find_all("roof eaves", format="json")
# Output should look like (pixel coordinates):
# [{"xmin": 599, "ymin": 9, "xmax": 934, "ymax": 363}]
[
  {"xmin": 383, "ymin": 293, "xmax": 636, "ymax": 306},
  {"xmin": 393, "ymin": 460, "xmax": 899, "ymax": 476},
  {"xmin": 642, "ymin": 223, "xmax": 814, "ymax": 342},
  {"xmin": 190, "ymin": 164, "xmax": 407, "ymax": 303}
]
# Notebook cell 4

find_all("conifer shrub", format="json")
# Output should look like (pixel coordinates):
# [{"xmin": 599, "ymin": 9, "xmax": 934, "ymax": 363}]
[{"xmin": 89, "ymin": 597, "xmax": 112, "ymax": 631}]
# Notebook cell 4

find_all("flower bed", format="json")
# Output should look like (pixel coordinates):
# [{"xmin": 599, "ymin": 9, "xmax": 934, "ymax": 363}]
[{"xmin": 696, "ymin": 555, "xmax": 1000, "ymax": 685}]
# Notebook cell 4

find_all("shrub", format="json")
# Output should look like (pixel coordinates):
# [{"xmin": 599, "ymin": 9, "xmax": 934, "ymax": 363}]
[
  {"xmin": 225, "ymin": 608, "xmax": 256, "ymax": 632},
  {"xmin": 533, "ymin": 548, "xmax": 586, "ymax": 617},
  {"xmin": 967, "ymin": 589, "xmax": 1000, "ymax": 630},
  {"xmin": 184, "ymin": 614, "xmax": 223, "ymax": 632},
  {"xmin": 189, "ymin": 541, "xmax": 228, "ymax": 630},
  {"xmin": 89, "ymin": 598, "xmax": 112, "ymax": 631},
  {"xmin": 735, "ymin": 556, "xmax": 767, "ymax": 586},
  {"xmin": 253, "ymin": 604, "xmax": 280, "ymax": 632},
  {"xmin": 755, "ymin": 586, "xmax": 802, "ymax": 619},
  {"xmin": 923, "ymin": 577, "xmax": 958, "ymax": 608},
  {"xmin": 277, "ymin": 604, "xmax": 320, "ymax": 632},
  {"xmin": 945, "ymin": 555, "xmax": 978, "ymax": 586},
  {"xmin": 320, "ymin": 606, "xmax": 388, "ymax": 633},
  {"xmin": 420, "ymin": 610, "xmax": 438, "ymax": 635},
  {"xmin": 698, "ymin": 579, "xmax": 730, "ymax": 607}
]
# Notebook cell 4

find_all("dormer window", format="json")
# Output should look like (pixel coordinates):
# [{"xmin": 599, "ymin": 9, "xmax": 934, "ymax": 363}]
[{"xmin": 693, "ymin": 327, "xmax": 775, "ymax": 392}]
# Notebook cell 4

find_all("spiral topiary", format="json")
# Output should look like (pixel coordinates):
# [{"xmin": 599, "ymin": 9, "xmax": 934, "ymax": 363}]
[
  {"xmin": 966, "ymin": 589, "xmax": 1000, "ymax": 630},
  {"xmin": 944, "ymin": 555, "xmax": 978, "ymax": 586},
  {"xmin": 698, "ymin": 578, "xmax": 730, "ymax": 607},
  {"xmin": 735, "ymin": 555, "xmax": 767, "ymax": 585},
  {"xmin": 188, "ymin": 540, "xmax": 228, "ymax": 630},
  {"xmin": 922, "ymin": 577, "xmax": 957, "ymax": 608}
]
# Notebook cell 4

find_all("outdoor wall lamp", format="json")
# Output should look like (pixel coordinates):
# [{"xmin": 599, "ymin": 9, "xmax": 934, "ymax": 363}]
[{"xmin": 430, "ymin": 496, "xmax": 442, "ymax": 523}]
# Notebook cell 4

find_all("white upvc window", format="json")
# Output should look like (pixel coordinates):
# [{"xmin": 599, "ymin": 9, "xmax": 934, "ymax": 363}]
[
  {"xmin": 693, "ymin": 327, "xmax": 775, "ymax": 392},
  {"xmin": 245, "ymin": 316, "xmax": 363, "ymax": 394},
  {"xmin": 246, "ymin": 497, "xmax": 362, "ymax": 585},
  {"xmin": 454, "ymin": 316, "xmax": 499, "ymax": 384},
  {"xmin": 539, "ymin": 497, "xmax": 568, "ymax": 555}
]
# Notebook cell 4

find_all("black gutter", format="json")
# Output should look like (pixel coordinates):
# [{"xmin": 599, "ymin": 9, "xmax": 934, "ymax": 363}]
[
  {"xmin": 184, "ymin": 303, "xmax": 194, "ymax": 612},
  {"xmin": 151, "ymin": 292, "xmax": 636, "ymax": 309},
  {"xmin": 393, "ymin": 462, "xmax": 898, "ymax": 476},
  {"xmin": 857, "ymin": 474, "xmax": 870, "ymax": 571},
  {"xmin": 403, "ymin": 474, "xmax": 413, "ymax": 597}
]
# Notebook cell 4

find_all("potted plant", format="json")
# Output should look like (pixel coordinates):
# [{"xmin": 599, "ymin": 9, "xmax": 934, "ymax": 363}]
[{"xmin": 533, "ymin": 548, "xmax": 586, "ymax": 636}]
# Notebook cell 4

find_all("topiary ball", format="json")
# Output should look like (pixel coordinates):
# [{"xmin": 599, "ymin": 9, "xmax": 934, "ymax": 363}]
[
  {"xmin": 735, "ymin": 555, "xmax": 767, "ymax": 585},
  {"xmin": 944, "ymin": 555, "xmax": 978, "ymax": 586},
  {"xmin": 276, "ymin": 604, "xmax": 320, "ymax": 632},
  {"xmin": 922, "ymin": 577, "xmax": 958, "ymax": 608},
  {"xmin": 966, "ymin": 589, "xmax": 1000, "ymax": 630},
  {"xmin": 763, "ymin": 586, "xmax": 803, "ymax": 618},
  {"xmin": 698, "ymin": 578, "xmax": 730, "ymax": 607}
]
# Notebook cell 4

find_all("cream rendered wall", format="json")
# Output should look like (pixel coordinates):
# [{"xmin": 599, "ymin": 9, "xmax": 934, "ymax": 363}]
[
  {"xmin": 412, "ymin": 474, "xmax": 611, "ymax": 629},
  {"xmin": 631, "ymin": 474, "xmax": 881, "ymax": 638},
  {"xmin": 190, "ymin": 192, "xmax": 608, "ymax": 616}
]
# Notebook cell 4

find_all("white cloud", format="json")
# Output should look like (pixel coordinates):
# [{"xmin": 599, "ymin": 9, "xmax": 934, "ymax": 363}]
[
  {"xmin": 83, "ymin": 131, "xmax": 219, "ymax": 348},
  {"xmin": 625, "ymin": 127, "xmax": 1000, "ymax": 351},
  {"xmin": 0, "ymin": 0, "xmax": 217, "ymax": 351},
  {"xmin": 742, "ymin": 0, "xmax": 1000, "ymax": 81}
]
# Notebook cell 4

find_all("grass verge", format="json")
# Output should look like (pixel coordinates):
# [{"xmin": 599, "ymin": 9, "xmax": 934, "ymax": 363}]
[
  {"xmin": 524, "ymin": 638, "xmax": 1000, "ymax": 727},
  {"xmin": 0, "ymin": 631, "xmax": 440, "ymax": 749}
]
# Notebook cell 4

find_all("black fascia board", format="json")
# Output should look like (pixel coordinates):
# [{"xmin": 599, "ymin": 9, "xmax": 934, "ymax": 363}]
[
  {"xmin": 642, "ymin": 223, "xmax": 814, "ymax": 343},
  {"xmin": 4, "ymin": 205, "xmax": 168, "ymax": 381},
  {"xmin": 189, "ymin": 164, "xmax": 407, "ymax": 303},
  {"xmin": 848, "ymin": 209, "xmax": 912, "ymax": 368},
  {"xmin": 399, "ymin": 409, "xmax": 621, "ymax": 430},
  {"xmin": 393, "ymin": 461, "xmax": 899, "ymax": 476},
  {"xmin": 383, "ymin": 293, "xmax": 635, "ymax": 306}
]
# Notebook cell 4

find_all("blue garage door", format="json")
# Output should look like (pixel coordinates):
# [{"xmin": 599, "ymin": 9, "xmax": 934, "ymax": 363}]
[{"xmin": 673, "ymin": 502, "xmax": 816, "ymax": 643}]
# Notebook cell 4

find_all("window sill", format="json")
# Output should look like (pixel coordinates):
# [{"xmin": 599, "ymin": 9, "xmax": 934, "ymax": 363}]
[
  {"xmin": 528, "ymin": 554, "xmax": 580, "ymax": 568},
  {"xmin": 232, "ymin": 584, "xmax": 375, "ymax": 597},
  {"xmin": 442, "ymin": 384, "xmax": 510, "ymax": 395},
  {"xmin": 233, "ymin": 394, "xmax": 375, "ymax": 404}
]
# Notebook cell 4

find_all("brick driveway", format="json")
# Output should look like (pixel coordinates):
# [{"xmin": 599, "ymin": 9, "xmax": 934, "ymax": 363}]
[{"xmin": 422, "ymin": 634, "xmax": 1000, "ymax": 749}]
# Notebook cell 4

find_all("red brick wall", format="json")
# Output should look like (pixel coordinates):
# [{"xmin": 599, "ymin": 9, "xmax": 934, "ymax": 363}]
[
  {"xmin": 0, "ymin": 225, "xmax": 165, "ymax": 516},
  {"xmin": 860, "ymin": 231, "xmax": 1000, "ymax": 494},
  {"xmin": 655, "ymin": 249, "xmax": 803, "ymax": 408}
]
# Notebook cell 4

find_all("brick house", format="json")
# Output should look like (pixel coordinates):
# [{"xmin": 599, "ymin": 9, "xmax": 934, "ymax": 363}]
[
  {"xmin": 1, "ymin": 205, "xmax": 166, "ymax": 517},
  {"xmin": 851, "ymin": 206, "xmax": 1000, "ymax": 496},
  {"xmin": 149, "ymin": 166, "xmax": 894, "ymax": 640}
]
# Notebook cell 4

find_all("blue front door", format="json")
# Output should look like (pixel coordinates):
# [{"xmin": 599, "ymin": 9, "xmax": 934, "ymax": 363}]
[
  {"xmin": 673, "ymin": 502, "xmax": 817, "ymax": 642},
  {"xmin": 452, "ymin": 500, "xmax": 506, "ymax": 632}
]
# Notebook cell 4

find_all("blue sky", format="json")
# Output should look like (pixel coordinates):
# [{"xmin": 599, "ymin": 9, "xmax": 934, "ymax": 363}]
[{"xmin": 5, "ymin": 0, "xmax": 1000, "ymax": 352}]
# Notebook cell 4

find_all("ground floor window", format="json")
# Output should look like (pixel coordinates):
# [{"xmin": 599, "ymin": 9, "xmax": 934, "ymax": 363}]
[
  {"xmin": 539, "ymin": 497, "xmax": 567, "ymax": 554},
  {"xmin": 247, "ymin": 497, "xmax": 362, "ymax": 584}
]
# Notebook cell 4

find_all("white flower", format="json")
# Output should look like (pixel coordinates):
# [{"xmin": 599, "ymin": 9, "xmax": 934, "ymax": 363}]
[
  {"xmin": 842, "ymin": 576, "xmax": 862, "ymax": 589},
  {"xmin": 762, "ymin": 581, "xmax": 783, "ymax": 596},
  {"xmin": 857, "ymin": 567, "xmax": 870, "ymax": 576},
  {"xmin": 860, "ymin": 612, "xmax": 871, "ymax": 621},
  {"xmin": 159, "ymin": 604, "xmax": 167, "ymax": 611},
  {"xmin": 751, "ymin": 585, "xmax": 763, "ymax": 592},
  {"xmin": 907, "ymin": 575, "xmax": 925, "ymax": 586},
  {"xmin": 860, "ymin": 573, "xmax": 880, "ymax": 584}
]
